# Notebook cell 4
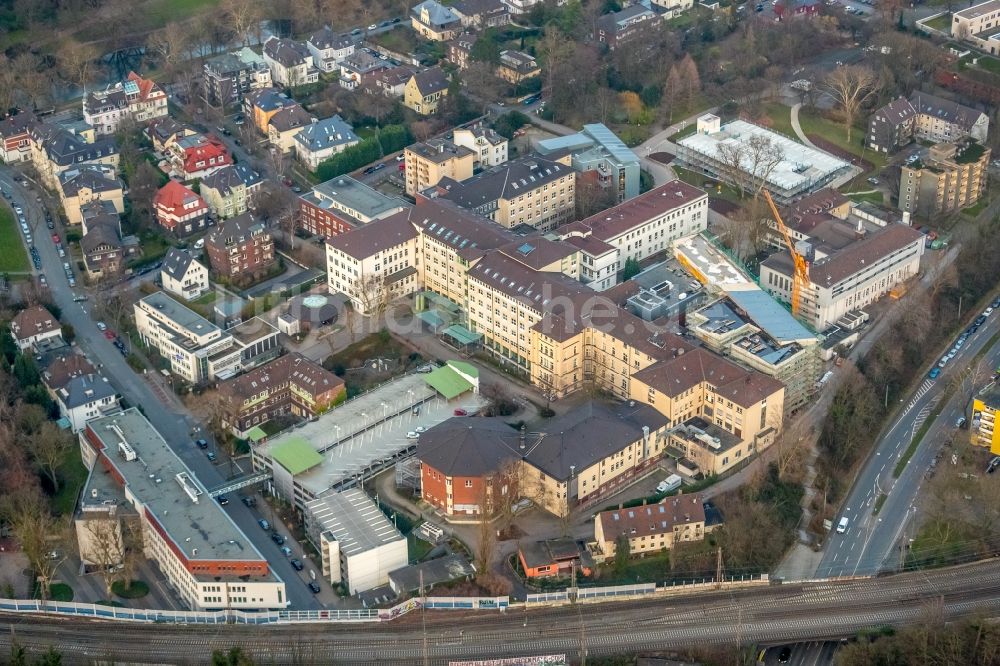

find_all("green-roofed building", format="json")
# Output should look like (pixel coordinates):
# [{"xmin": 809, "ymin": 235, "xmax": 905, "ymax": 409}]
[
  {"xmin": 423, "ymin": 360, "xmax": 479, "ymax": 400},
  {"xmin": 245, "ymin": 426, "xmax": 269, "ymax": 444},
  {"xmin": 271, "ymin": 436, "xmax": 324, "ymax": 475}
]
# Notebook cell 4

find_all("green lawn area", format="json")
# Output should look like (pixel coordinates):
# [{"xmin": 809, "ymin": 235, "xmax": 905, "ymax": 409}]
[
  {"xmin": 191, "ymin": 290, "xmax": 217, "ymax": 306},
  {"xmin": 592, "ymin": 551, "xmax": 672, "ymax": 586},
  {"xmin": 0, "ymin": 206, "xmax": 30, "ymax": 274},
  {"xmin": 668, "ymin": 123, "xmax": 697, "ymax": 143},
  {"xmin": 370, "ymin": 26, "xmax": 420, "ymax": 55},
  {"xmin": 963, "ymin": 197, "xmax": 991, "ymax": 216},
  {"xmin": 761, "ymin": 103, "xmax": 885, "ymax": 171},
  {"xmin": 408, "ymin": 533, "xmax": 434, "ymax": 563},
  {"xmin": 51, "ymin": 445, "xmax": 89, "ymax": 516},
  {"xmin": 128, "ymin": 230, "xmax": 172, "ymax": 269},
  {"xmin": 112, "ymin": 580, "xmax": 150, "ymax": 599},
  {"xmin": 46, "ymin": 583, "xmax": 74, "ymax": 602},
  {"xmin": 846, "ymin": 190, "xmax": 884, "ymax": 205},
  {"xmin": 923, "ymin": 12, "xmax": 953, "ymax": 32},
  {"xmin": 674, "ymin": 166, "xmax": 743, "ymax": 204},
  {"xmin": 973, "ymin": 55, "xmax": 1000, "ymax": 75}
]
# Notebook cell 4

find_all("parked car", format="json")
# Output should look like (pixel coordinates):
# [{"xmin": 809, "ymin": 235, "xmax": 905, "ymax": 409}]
[
  {"xmin": 928, "ymin": 367, "xmax": 941, "ymax": 379},
  {"xmin": 206, "ymin": 451, "xmax": 217, "ymax": 462},
  {"xmin": 308, "ymin": 581, "xmax": 321, "ymax": 593},
  {"xmin": 956, "ymin": 417, "xmax": 967, "ymax": 429},
  {"xmin": 291, "ymin": 558, "xmax": 304, "ymax": 570},
  {"xmin": 96, "ymin": 321, "xmax": 107, "ymax": 331},
  {"xmin": 195, "ymin": 438, "xmax": 208, "ymax": 449},
  {"xmin": 368, "ymin": 23, "xmax": 377, "ymax": 29},
  {"xmin": 271, "ymin": 533, "xmax": 286, "ymax": 545},
  {"xmin": 406, "ymin": 431, "xmax": 420, "ymax": 439},
  {"xmin": 280, "ymin": 546, "xmax": 292, "ymax": 557},
  {"xmin": 51, "ymin": 234, "xmax": 59, "ymax": 243},
  {"xmin": 454, "ymin": 408, "xmax": 468, "ymax": 416},
  {"xmin": 258, "ymin": 519, "xmax": 271, "ymax": 530},
  {"xmin": 217, "ymin": 496, "xmax": 229, "ymax": 505},
  {"xmin": 415, "ymin": 425, "xmax": 427, "ymax": 433}
]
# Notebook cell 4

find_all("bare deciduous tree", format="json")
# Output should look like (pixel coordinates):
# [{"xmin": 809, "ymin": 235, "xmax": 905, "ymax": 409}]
[
  {"xmin": 57, "ymin": 40, "xmax": 101, "ymax": 94},
  {"xmin": 31, "ymin": 422, "xmax": 70, "ymax": 495},
  {"xmin": 220, "ymin": 0, "xmax": 264, "ymax": 47},
  {"xmin": 82, "ymin": 515, "xmax": 127, "ymax": 596},
  {"xmin": 716, "ymin": 134, "xmax": 784, "ymax": 199},
  {"xmin": 1, "ymin": 493, "xmax": 67, "ymax": 601},
  {"xmin": 824, "ymin": 65, "xmax": 879, "ymax": 143}
]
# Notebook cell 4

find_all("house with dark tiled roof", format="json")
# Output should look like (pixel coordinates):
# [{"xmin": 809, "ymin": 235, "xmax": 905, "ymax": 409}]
[
  {"xmin": 244, "ymin": 88, "xmax": 297, "ymax": 134},
  {"xmin": 595, "ymin": 5, "xmax": 659, "ymax": 50},
  {"xmin": 204, "ymin": 213, "xmax": 275, "ymax": 280},
  {"xmin": 418, "ymin": 400, "xmax": 671, "ymax": 518},
  {"xmin": 203, "ymin": 47, "xmax": 273, "ymax": 107},
  {"xmin": 411, "ymin": 0, "xmax": 463, "ymax": 40},
  {"xmin": 267, "ymin": 104, "xmax": 314, "ymax": 154},
  {"xmin": 57, "ymin": 164, "xmax": 125, "ymax": 225},
  {"xmin": 83, "ymin": 71, "xmax": 167, "ymax": 135},
  {"xmin": 161, "ymin": 248, "xmax": 209, "ymax": 301},
  {"xmin": 868, "ymin": 92, "xmax": 990, "ymax": 154},
  {"xmin": 200, "ymin": 164, "xmax": 263, "ymax": 219},
  {"xmin": 0, "ymin": 111, "xmax": 36, "ymax": 163},
  {"xmin": 595, "ymin": 495, "xmax": 708, "ymax": 558},
  {"xmin": 403, "ymin": 67, "xmax": 450, "ymax": 115},
  {"xmin": 361, "ymin": 66, "xmax": 415, "ymax": 98},
  {"xmin": 217, "ymin": 352, "xmax": 345, "ymax": 437},
  {"xmin": 451, "ymin": 0, "xmax": 510, "ymax": 28},
  {"xmin": 10, "ymin": 305, "xmax": 61, "ymax": 351},
  {"xmin": 80, "ymin": 215, "xmax": 126, "ymax": 278},
  {"xmin": 153, "ymin": 179, "xmax": 210, "ymax": 235},
  {"xmin": 29, "ymin": 122, "xmax": 119, "ymax": 189},
  {"xmin": 496, "ymin": 49, "xmax": 539, "ymax": 83},
  {"xmin": 55, "ymin": 372, "xmax": 119, "ymax": 432},
  {"xmin": 446, "ymin": 33, "xmax": 478, "ymax": 70},
  {"xmin": 262, "ymin": 36, "xmax": 319, "ymax": 88},
  {"xmin": 293, "ymin": 115, "xmax": 359, "ymax": 169},
  {"xmin": 307, "ymin": 27, "xmax": 355, "ymax": 73},
  {"xmin": 146, "ymin": 117, "xmax": 196, "ymax": 153},
  {"xmin": 338, "ymin": 51, "xmax": 387, "ymax": 90}
]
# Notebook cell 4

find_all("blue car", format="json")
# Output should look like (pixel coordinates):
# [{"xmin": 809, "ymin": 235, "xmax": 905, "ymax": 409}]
[{"xmin": 929, "ymin": 367, "xmax": 941, "ymax": 379}]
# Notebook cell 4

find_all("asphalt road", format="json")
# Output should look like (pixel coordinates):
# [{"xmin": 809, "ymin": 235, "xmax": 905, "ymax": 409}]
[
  {"xmin": 5, "ymin": 559, "xmax": 1000, "ymax": 664},
  {"xmin": 817, "ymin": 306, "xmax": 1000, "ymax": 577},
  {"xmin": 0, "ymin": 165, "xmax": 325, "ymax": 610}
]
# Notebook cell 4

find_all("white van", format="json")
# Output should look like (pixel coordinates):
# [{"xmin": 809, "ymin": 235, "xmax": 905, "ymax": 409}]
[{"xmin": 836, "ymin": 517, "xmax": 849, "ymax": 534}]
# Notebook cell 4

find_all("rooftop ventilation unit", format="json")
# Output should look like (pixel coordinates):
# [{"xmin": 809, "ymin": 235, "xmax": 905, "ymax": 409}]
[{"xmin": 175, "ymin": 472, "xmax": 203, "ymax": 503}]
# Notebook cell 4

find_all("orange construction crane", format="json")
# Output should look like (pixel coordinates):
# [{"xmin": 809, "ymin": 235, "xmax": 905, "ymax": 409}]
[{"xmin": 762, "ymin": 189, "xmax": 810, "ymax": 318}]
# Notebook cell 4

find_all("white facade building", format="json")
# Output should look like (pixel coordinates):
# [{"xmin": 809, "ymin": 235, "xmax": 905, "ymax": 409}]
[
  {"xmin": 452, "ymin": 126, "xmax": 508, "ymax": 168},
  {"xmin": 56, "ymin": 373, "xmax": 119, "ymax": 432},
  {"xmin": 304, "ymin": 489, "xmax": 408, "ymax": 595},
  {"xmin": 161, "ymin": 248, "xmax": 210, "ymax": 301}
]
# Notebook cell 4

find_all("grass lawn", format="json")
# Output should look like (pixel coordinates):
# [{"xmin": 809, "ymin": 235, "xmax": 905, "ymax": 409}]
[
  {"xmin": 128, "ymin": 230, "xmax": 172, "ymax": 269},
  {"xmin": 963, "ymin": 197, "xmax": 990, "ymax": 216},
  {"xmin": 408, "ymin": 534, "xmax": 434, "ymax": 563},
  {"xmin": 192, "ymin": 290, "xmax": 217, "ymax": 306},
  {"xmin": 973, "ymin": 55, "xmax": 1000, "ymax": 75},
  {"xmin": 674, "ymin": 166, "xmax": 743, "ymax": 204},
  {"xmin": 668, "ymin": 124, "xmax": 697, "ymax": 143},
  {"xmin": 326, "ymin": 329, "xmax": 409, "ymax": 370},
  {"xmin": 46, "ymin": 583, "xmax": 74, "ymax": 602},
  {"xmin": 370, "ymin": 26, "xmax": 420, "ymax": 55},
  {"xmin": 0, "ymin": 206, "xmax": 30, "ymax": 273},
  {"xmin": 761, "ymin": 103, "xmax": 885, "ymax": 171},
  {"xmin": 923, "ymin": 12, "xmax": 953, "ymax": 32},
  {"xmin": 51, "ymin": 446, "xmax": 89, "ymax": 516},
  {"xmin": 846, "ymin": 190, "xmax": 884, "ymax": 205},
  {"xmin": 112, "ymin": 580, "xmax": 150, "ymax": 599},
  {"xmin": 593, "ymin": 551, "xmax": 671, "ymax": 586}
]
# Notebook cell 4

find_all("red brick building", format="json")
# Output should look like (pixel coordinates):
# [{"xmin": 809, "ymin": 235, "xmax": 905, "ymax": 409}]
[
  {"xmin": 216, "ymin": 352, "xmax": 345, "ymax": 437},
  {"xmin": 204, "ymin": 212, "xmax": 275, "ymax": 281}
]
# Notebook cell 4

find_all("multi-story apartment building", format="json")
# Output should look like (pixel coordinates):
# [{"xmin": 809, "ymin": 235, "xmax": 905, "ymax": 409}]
[
  {"xmin": 306, "ymin": 27, "xmax": 355, "ymax": 73},
  {"xmin": 558, "ymin": 180, "xmax": 708, "ymax": 290},
  {"xmin": 204, "ymin": 213, "xmax": 276, "ymax": 281},
  {"xmin": 299, "ymin": 175, "xmax": 409, "ymax": 238},
  {"xmin": 452, "ymin": 126, "xmax": 508, "ymax": 168},
  {"xmin": 57, "ymin": 164, "xmax": 125, "ymax": 226},
  {"xmin": 899, "ymin": 140, "xmax": 991, "ymax": 216},
  {"xmin": 972, "ymin": 386, "xmax": 1000, "ymax": 453},
  {"xmin": 82, "ymin": 71, "xmax": 167, "ymax": 135},
  {"xmin": 160, "ymin": 248, "xmax": 210, "ymax": 301},
  {"xmin": 29, "ymin": 122, "xmax": 118, "ymax": 190},
  {"xmin": 78, "ymin": 409, "xmax": 287, "ymax": 610},
  {"xmin": 760, "ymin": 222, "xmax": 925, "ymax": 331},
  {"xmin": 594, "ymin": 495, "xmax": 706, "ymax": 557},
  {"xmin": 133, "ymin": 292, "xmax": 279, "ymax": 383},
  {"xmin": 200, "ymin": 164, "xmax": 263, "ymax": 219},
  {"xmin": 244, "ymin": 88, "xmax": 297, "ymax": 134},
  {"xmin": 451, "ymin": 0, "xmax": 511, "ymax": 28},
  {"xmin": 153, "ymin": 179, "xmax": 210, "ymax": 236},
  {"xmin": 868, "ymin": 92, "xmax": 990, "ymax": 153},
  {"xmin": 203, "ymin": 47, "xmax": 272, "ymax": 108},
  {"xmin": 434, "ymin": 155, "xmax": 575, "ymax": 230},
  {"xmin": 217, "ymin": 352, "xmax": 345, "ymax": 437},
  {"xmin": 262, "ymin": 36, "xmax": 319, "ymax": 88},
  {"xmin": 595, "ymin": 5, "xmax": 660, "ymax": 50},
  {"xmin": 404, "ymin": 138, "xmax": 475, "ymax": 196}
]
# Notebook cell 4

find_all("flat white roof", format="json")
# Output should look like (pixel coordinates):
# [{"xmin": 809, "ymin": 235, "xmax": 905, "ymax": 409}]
[
  {"xmin": 305, "ymin": 488, "xmax": 403, "ymax": 557},
  {"xmin": 675, "ymin": 234, "xmax": 754, "ymax": 290},
  {"xmin": 678, "ymin": 120, "xmax": 850, "ymax": 193}
]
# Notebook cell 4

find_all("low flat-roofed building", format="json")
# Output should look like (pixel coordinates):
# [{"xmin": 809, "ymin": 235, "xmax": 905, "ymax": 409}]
[
  {"xmin": 387, "ymin": 553, "xmax": 476, "ymax": 594},
  {"xmin": 299, "ymin": 175, "xmax": 409, "ymax": 238},
  {"xmin": 676, "ymin": 116, "xmax": 851, "ymax": 204},
  {"xmin": 689, "ymin": 292, "xmax": 820, "ymax": 414},
  {"xmin": 594, "ymin": 495, "xmax": 707, "ymax": 557},
  {"xmin": 79, "ymin": 409, "xmax": 286, "ymax": 610},
  {"xmin": 304, "ymin": 489, "xmax": 408, "ymax": 594}
]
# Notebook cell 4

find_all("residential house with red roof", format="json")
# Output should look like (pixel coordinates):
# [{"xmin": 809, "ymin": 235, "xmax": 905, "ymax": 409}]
[
  {"xmin": 165, "ymin": 133, "xmax": 232, "ymax": 181},
  {"xmin": 154, "ymin": 179, "xmax": 210, "ymax": 235},
  {"xmin": 83, "ymin": 71, "xmax": 167, "ymax": 135}
]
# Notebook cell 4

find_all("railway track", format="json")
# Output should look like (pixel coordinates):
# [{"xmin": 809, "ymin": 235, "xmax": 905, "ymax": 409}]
[{"xmin": 4, "ymin": 559, "xmax": 1000, "ymax": 664}]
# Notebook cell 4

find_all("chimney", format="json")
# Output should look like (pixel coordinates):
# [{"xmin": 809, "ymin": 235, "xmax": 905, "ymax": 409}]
[
  {"xmin": 902, "ymin": 211, "xmax": 911, "ymax": 226},
  {"xmin": 438, "ymin": 143, "xmax": 444, "ymax": 154},
  {"xmin": 855, "ymin": 219, "xmax": 865, "ymax": 240}
]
